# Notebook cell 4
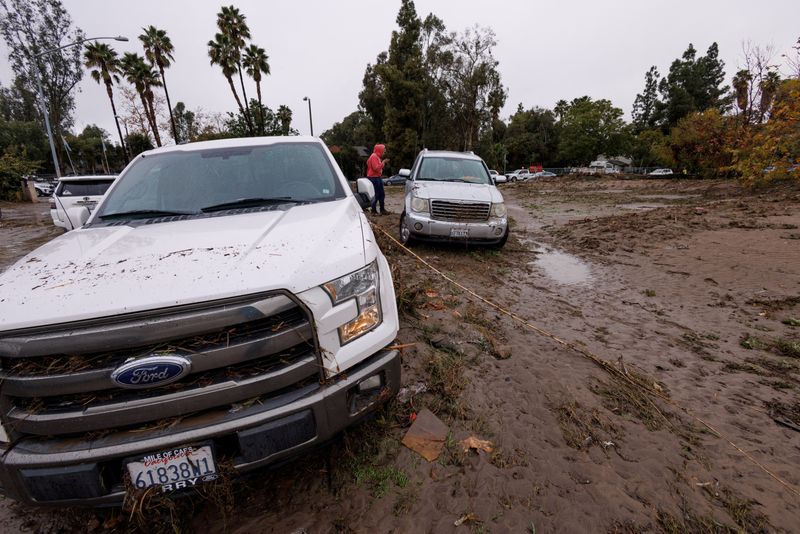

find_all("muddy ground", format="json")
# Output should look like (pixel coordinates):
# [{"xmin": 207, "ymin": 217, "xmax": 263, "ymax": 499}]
[{"xmin": 0, "ymin": 178, "xmax": 798, "ymax": 533}]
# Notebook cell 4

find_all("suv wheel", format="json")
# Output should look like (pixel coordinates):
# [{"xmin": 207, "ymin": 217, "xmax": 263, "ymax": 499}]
[{"xmin": 399, "ymin": 212, "xmax": 416, "ymax": 246}]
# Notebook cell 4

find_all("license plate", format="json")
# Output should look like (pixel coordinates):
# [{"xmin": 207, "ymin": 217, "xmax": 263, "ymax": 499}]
[
  {"xmin": 127, "ymin": 445, "xmax": 218, "ymax": 493},
  {"xmin": 450, "ymin": 228, "xmax": 469, "ymax": 238}
]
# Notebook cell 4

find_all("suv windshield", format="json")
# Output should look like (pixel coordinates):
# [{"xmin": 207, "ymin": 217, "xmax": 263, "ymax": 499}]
[
  {"xmin": 417, "ymin": 157, "xmax": 492, "ymax": 185},
  {"xmin": 96, "ymin": 142, "xmax": 344, "ymax": 219}
]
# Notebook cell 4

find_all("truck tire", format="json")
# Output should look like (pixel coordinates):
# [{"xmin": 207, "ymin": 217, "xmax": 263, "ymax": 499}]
[{"xmin": 399, "ymin": 212, "xmax": 417, "ymax": 247}]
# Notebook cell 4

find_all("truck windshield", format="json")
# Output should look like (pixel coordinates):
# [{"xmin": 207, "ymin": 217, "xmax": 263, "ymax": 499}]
[
  {"xmin": 96, "ymin": 142, "xmax": 344, "ymax": 219},
  {"xmin": 418, "ymin": 157, "xmax": 492, "ymax": 184}
]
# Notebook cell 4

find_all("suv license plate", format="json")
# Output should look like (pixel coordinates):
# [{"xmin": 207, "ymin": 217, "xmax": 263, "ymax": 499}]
[
  {"xmin": 127, "ymin": 445, "xmax": 218, "ymax": 493},
  {"xmin": 450, "ymin": 228, "xmax": 469, "ymax": 238}
]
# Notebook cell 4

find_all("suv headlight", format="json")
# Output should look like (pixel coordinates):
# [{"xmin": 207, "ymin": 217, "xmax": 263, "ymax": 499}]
[
  {"xmin": 322, "ymin": 261, "xmax": 382, "ymax": 344},
  {"xmin": 490, "ymin": 202, "xmax": 507, "ymax": 218},
  {"xmin": 410, "ymin": 196, "xmax": 429, "ymax": 213}
]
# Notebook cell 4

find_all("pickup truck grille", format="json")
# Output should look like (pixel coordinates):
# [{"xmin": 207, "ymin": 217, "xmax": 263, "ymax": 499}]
[
  {"xmin": 0, "ymin": 292, "xmax": 319, "ymax": 437},
  {"xmin": 430, "ymin": 200, "xmax": 491, "ymax": 222}
]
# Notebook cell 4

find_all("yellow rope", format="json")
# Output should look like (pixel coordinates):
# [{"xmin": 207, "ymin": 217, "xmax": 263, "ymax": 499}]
[{"xmin": 373, "ymin": 223, "xmax": 800, "ymax": 500}]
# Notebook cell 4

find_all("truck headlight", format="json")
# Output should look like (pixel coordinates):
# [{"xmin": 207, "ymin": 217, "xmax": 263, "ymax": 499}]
[
  {"xmin": 490, "ymin": 202, "xmax": 507, "ymax": 218},
  {"xmin": 322, "ymin": 261, "xmax": 382, "ymax": 344},
  {"xmin": 410, "ymin": 196, "xmax": 429, "ymax": 214}
]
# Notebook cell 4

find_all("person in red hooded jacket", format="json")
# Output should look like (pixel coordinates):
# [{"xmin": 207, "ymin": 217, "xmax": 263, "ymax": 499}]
[{"xmin": 365, "ymin": 144, "xmax": 390, "ymax": 215}]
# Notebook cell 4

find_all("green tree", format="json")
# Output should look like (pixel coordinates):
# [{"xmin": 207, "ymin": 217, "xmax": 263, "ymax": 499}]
[
  {"xmin": 208, "ymin": 32, "xmax": 249, "ymax": 134},
  {"xmin": 0, "ymin": 119, "xmax": 49, "ymax": 164},
  {"xmin": 216, "ymin": 5, "xmax": 253, "ymax": 135},
  {"xmin": 0, "ymin": 146, "xmax": 38, "ymax": 200},
  {"xmin": 666, "ymin": 109, "xmax": 734, "ymax": 177},
  {"xmin": 632, "ymin": 66, "xmax": 660, "ymax": 132},
  {"xmin": 557, "ymin": 96, "xmax": 632, "ymax": 165},
  {"xmin": 376, "ymin": 0, "xmax": 426, "ymax": 167},
  {"xmin": 655, "ymin": 43, "xmax": 730, "ymax": 130},
  {"xmin": 504, "ymin": 104, "xmax": 559, "ymax": 167},
  {"xmin": 321, "ymin": 110, "xmax": 376, "ymax": 148},
  {"xmin": 0, "ymin": 77, "xmax": 39, "ymax": 122},
  {"xmin": 242, "ymin": 44, "xmax": 270, "ymax": 134},
  {"xmin": 0, "ymin": 0, "xmax": 84, "ymax": 136},
  {"xmin": 732, "ymin": 69, "xmax": 753, "ymax": 120},
  {"xmin": 224, "ymin": 99, "xmax": 297, "ymax": 138},
  {"xmin": 276, "ymin": 105, "xmax": 293, "ymax": 136},
  {"xmin": 120, "ymin": 53, "xmax": 162, "ymax": 146},
  {"xmin": 172, "ymin": 102, "xmax": 197, "ymax": 143},
  {"xmin": 126, "ymin": 131, "xmax": 154, "ymax": 159},
  {"xmin": 443, "ymin": 26, "xmax": 506, "ymax": 151},
  {"xmin": 83, "ymin": 42, "xmax": 127, "ymax": 158},
  {"xmin": 358, "ymin": 52, "xmax": 388, "ymax": 142},
  {"xmin": 140, "ymin": 26, "xmax": 178, "ymax": 143}
]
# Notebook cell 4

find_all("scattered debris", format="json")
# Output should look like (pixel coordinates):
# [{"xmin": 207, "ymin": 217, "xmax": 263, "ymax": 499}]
[
  {"xmin": 453, "ymin": 513, "xmax": 478, "ymax": 526},
  {"xmin": 401, "ymin": 408, "xmax": 448, "ymax": 461},
  {"xmin": 460, "ymin": 436, "xmax": 494, "ymax": 454},
  {"xmin": 397, "ymin": 382, "xmax": 427, "ymax": 403}
]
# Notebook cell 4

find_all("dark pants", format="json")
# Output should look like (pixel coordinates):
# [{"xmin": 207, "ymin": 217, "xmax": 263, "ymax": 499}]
[{"xmin": 369, "ymin": 177, "xmax": 385, "ymax": 212}]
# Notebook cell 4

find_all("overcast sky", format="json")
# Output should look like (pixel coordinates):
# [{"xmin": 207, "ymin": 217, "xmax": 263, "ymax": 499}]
[{"xmin": 2, "ymin": 0, "xmax": 799, "ymax": 143}]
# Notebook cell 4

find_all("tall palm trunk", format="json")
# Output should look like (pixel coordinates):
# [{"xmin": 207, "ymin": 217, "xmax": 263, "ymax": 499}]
[
  {"xmin": 159, "ymin": 66, "xmax": 178, "ymax": 143},
  {"xmin": 255, "ymin": 81, "xmax": 264, "ymax": 134},
  {"xmin": 145, "ymin": 89, "xmax": 162, "ymax": 147},
  {"xmin": 237, "ymin": 63, "xmax": 254, "ymax": 135},
  {"xmin": 105, "ymin": 82, "xmax": 128, "ymax": 161},
  {"xmin": 225, "ymin": 75, "xmax": 248, "ymax": 124},
  {"xmin": 138, "ymin": 90, "xmax": 160, "ymax": 147}
]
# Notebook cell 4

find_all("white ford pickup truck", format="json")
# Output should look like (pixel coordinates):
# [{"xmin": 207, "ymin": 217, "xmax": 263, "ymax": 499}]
[{"xmin": 0, "ymin": 137, "xmax": 400, "ymax": 505}]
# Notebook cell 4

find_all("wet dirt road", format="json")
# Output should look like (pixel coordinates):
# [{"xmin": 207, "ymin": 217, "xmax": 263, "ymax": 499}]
[{"xmin": 1, "ymin": 179, "xmax": 799, "ymax": 533}]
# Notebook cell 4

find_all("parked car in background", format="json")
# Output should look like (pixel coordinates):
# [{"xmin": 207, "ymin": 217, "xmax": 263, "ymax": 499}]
[
  {"xmin": 399, "ymin": 149, "xmax": 508, "ymax": 247},
  {"xmin": 490, "ymin": 170, "xmax": 506, "ymax": 184},
  {"xmin": 531, "ymin": 171, "xmax": 557, "ymax": 179},
  {"xmin": 0, "ymin": 136, "xmax": 400, "ymax": 505},
  {"xmin": 50, "ymin": 175, "xmax": 117, "ymax": 231},
  {"xmin": 505, "ymin": 168, "xmax": 532, "ymax": 182},
  {"xmin": 32, "ymin": 181, "xmax": 54, "ymax": 197},
  {"xmin": 589, "ymin": 161, "xmax": 620, "ymax": 174},
  {"xmin": 649, "ymin": 168, "xmax": 673, "ymax": 176},
  {"xmin": 383, "ymin": 174, "xmax": 407, "ymax": 186}
]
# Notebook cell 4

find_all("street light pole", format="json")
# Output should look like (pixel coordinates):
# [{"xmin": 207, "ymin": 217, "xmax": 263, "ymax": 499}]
[
  {"xmin": 31, "ymin": 35, "xmax": 128, "ymax": 178},
  {"xmin": 302, "ymin": 96, "xmax": 313, "ymax": 136}
]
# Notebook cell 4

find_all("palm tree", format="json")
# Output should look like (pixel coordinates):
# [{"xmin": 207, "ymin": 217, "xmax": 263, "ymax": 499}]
[
  {"xmin": 120, "ymin": 52, "xmax": 163, "ymax": 147},
  {"xmin": 242, "ymin": 44, "xmax": 270, "ymax": 133},
  {"xmin": 140, "ymin": 26, "xmax": 178, "ymax": 143},
  {"xmin": 208, "ymin": 32, "xmax": 249, "ymax": 132},
  {"xmin": 217, "ymin": 6, "xmax": 254, "ymax": 134},
  {"xmin": 758, "ymin": 71, "xmax": 781, "ymax": 122},
  {"xmin": 84, "ymin": 42, "xmax": 128, "ymax": 161},
  {"xmin": 732, "ymin": 69, "xmax": 752, "ymax": 121}
]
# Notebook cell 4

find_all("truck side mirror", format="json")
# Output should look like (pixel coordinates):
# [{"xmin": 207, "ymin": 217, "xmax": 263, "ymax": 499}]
[
  {"xmin": 356, "ymin": 178, "xmax": 375, "ymax": 209},
  {"xmin": 399, "ymin": 168, "xmax": 411, "ymax": 178}
]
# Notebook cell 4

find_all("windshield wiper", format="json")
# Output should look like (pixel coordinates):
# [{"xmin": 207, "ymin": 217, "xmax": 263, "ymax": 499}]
[
  {"xmin": 200, "ymin": 197, "xmax": 304, "ymax": 213},
  {"xmin": 99, "ymin": 209, "xmax": 195, "ymax": 219}
]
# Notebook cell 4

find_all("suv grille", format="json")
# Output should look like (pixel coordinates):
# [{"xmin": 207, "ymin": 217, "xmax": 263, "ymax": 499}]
[
  {"xmin": 0, "ymin": 292, "xmax": 319, "ymax": 437},
  {"xmin": 430, "ymin": 200, "xmax": 490, "ymax": 222}
]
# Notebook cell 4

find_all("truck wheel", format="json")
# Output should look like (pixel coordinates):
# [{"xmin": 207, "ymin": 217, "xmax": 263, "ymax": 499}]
[
  {"xmin": 490, "ymin": 229, "xmax": 509, "ymax": 249},
  {"xmin": 399, "ymin": 212, "xmax": 417, "ymax": 246}
]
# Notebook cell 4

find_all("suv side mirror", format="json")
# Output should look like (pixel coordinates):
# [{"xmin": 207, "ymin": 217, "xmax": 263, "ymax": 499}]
[
  {"xmin": 355, "ymin": 178, "xmax": 375, "ymax": 209},
  {"xmin": 399, "ymin": 168, "xmax": 411, "ymax": 178},
  {"xmin": 66, "ymin": 206, "xmax": 91, "ymax": 229}
]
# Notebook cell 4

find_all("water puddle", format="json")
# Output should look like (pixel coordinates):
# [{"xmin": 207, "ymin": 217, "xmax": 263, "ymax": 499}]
[
  {"xmin": 617, "ymin": 203, "xmax": 668, "ymax": 211},
  {"xmin": 519, "ymin": 238, "xmax": 593, "ymax": 286},
  {"xmin": 637, "ymin": 194, "xmax": 700, "ymax": 200}
]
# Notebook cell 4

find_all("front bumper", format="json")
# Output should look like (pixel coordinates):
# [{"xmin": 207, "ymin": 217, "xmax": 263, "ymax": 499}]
[
  {"xmin": 405, "ymin": 211, "xmax": 508, "ymax": 243},
  {"xmin": 0, "ymin": 348, "xmax": 400, "ymax": 506}
]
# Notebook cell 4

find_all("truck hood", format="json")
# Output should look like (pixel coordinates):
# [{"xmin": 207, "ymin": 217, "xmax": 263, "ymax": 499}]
[
  {"xmin": 411, "ymin": 181, "xmax": 503, "ymax": 203},
  {"xmin": 0, "ymin": 199, "xmax": 367, "ymax": 331}
]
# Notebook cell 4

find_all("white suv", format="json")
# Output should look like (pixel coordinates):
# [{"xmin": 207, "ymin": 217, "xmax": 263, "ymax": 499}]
[
  {"xmin": 399, "ymin": 150, "xmax": 508, "ymax": 247},
  {"xmin": 50, "ymin": 175, "xmax": 117, "ymax": 230}
]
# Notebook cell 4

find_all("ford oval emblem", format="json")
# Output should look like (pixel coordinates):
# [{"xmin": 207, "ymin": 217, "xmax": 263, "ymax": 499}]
[{"xmin": 111, "ymin": 356, "xmax": 191, "ymax": 389}]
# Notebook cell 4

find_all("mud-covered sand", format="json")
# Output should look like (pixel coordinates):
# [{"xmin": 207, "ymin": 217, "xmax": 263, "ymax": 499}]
[{"xmin": 1, "ymin": 178, "xmax": 798, "ymax": 533}]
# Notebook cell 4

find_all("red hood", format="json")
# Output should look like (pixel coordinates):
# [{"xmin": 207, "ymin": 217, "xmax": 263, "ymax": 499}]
[{"xmin": 373, "ymin": 144, "xmax": 385, "ymax": 158}]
